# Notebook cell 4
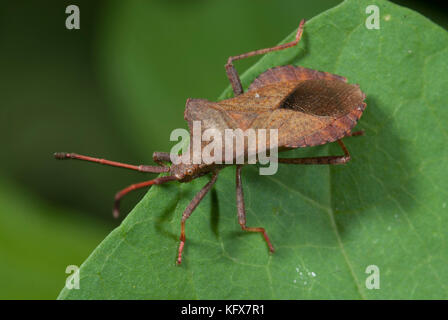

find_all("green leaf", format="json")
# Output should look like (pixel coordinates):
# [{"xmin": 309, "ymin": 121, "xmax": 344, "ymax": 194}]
[
  {"xmin": 0, "ymin": 180, "xmax": 110, "ymax": 299},
  {"xmin": 59, "ymin": 0, "xmax": 448, "ymax": 299}
]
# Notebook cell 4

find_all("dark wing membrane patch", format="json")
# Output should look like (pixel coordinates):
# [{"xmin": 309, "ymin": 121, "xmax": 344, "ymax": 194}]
[{"xmin": 280, "ymin": 79, "xmax": 363, "ymax": 117}]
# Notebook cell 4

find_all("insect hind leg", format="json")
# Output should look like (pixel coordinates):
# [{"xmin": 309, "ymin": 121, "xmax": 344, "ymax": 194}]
[
  {"xmin": 278, "ymin": 140, "xmax": 351, "ymax": 165},
  {"xmin": 236, "ymin": 165, "xmax": 274, "ymax": 252},
  {"xmin": 225, "ymin": 19, "xmax": 305, "ymax": 96},
  {"xmin": 347, "ymin": 130, "xmax": 364, "ymax": 137}
]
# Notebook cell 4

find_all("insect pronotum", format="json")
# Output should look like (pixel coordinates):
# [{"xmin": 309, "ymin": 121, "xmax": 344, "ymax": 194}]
[{"xmin": 55, "ymin": 19, "xmax": 366, "ymax": 264}]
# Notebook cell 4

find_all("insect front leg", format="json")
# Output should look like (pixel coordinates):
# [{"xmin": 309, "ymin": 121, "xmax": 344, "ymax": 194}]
[
  {"xmin": 225, "ymin": 19, "xmax": 305, "ymax": 96},
  {"xmin": 177, "ymin": 170, "xmax": 220, "ymax": 265},
  {"xmin": 153, "ymin": 152, "xmax": 173, "ymax": 166},
  {"xmin": 114, "ymin": 175, "xmax": 177, "ymax": 218},
  {"xmin": 278, "ymin": 140, "xmax": 351, "ymax": 165},
  {"xmin": 235, "ymin": 165, "xmax": 275, "ymax": 252}
]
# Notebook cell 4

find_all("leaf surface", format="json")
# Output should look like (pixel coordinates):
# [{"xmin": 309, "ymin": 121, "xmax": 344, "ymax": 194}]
[
  {"xmin": 59, "ymin": 0, "xmax": 448, "ymax": 299},
  {"xmin": 0, "ymin": 180, "xmax": 109, "ymax": 299}
]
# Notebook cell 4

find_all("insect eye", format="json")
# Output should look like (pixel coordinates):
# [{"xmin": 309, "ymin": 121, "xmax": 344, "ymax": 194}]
[{"xmin": 186, "ymin": 169, "xmax": 193, "ymax": 175}]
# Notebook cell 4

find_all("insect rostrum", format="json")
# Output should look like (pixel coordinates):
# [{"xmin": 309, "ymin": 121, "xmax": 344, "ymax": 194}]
[{"xmin": 54, "ymin": 19, "xmax": 366, "ymax": 265}]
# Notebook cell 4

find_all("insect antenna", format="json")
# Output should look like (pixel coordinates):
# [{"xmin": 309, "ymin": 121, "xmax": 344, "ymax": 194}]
[
  {"xmin": 53, "ymin": 152, "xmax": 177, "ymax": 217},
  {"xmin": 53, "ymin": 152, "xmax": 170, "ymax": 173},
  {"xmin": 113, "ymin": 175, "xmax": 178, "ymax": 218}
]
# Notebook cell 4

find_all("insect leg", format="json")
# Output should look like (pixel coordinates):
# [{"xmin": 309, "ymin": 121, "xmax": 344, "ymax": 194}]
[
  {"xmin": 113, "ymin": 175, "xmax": 178, "ymax": 218},
  {"xmin": 278, "ymin": 140, "xmax": 351, "ymax": 165},
  {"xmin": 153, "ymin": 152, "xmax": 175, "ymax": 166},
  {"xmin": 177, "ymin": 170, "xmax": 220, "ymax": 265},
  {"xmin": 236, "ymin": 165, "xmax": 275, "ymax": 252},
  {"xmin": 54, "ymin": 152, "xmax": 170, "ymax": 173},
  {"xmin": 225, "ymin": 19, "xmax": 305, "ymax": 96},
  {"xmin": 347, "ymin": 130, "xmax": 364, "ymax": 137}
]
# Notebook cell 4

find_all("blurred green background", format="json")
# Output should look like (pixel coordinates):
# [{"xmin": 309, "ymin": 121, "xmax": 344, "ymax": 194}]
[{"xmin": 0, "ymin": 0, "xmax": 446, "ymax": 299}]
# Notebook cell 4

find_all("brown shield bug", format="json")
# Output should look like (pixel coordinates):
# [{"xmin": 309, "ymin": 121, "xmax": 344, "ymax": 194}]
[{"xmin": 54, "ymin": 19, "xmax": 366, "ymax": 264}]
